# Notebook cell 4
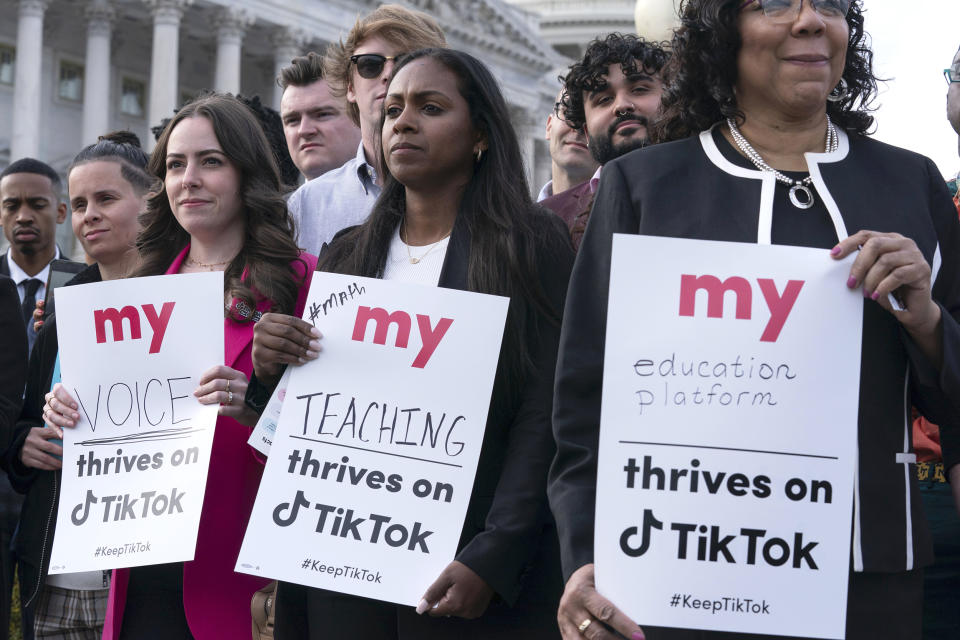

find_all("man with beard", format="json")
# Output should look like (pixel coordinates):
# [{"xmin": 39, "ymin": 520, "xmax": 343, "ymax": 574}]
[{"xmin": 541, "ymin": 34, "xmax": 667, "ymax": 250}]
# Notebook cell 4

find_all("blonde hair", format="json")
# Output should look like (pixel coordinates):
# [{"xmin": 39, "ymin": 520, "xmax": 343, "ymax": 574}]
[{"xmin": 324, "ymin": 3, "xmax": 446, "ymax": 127}]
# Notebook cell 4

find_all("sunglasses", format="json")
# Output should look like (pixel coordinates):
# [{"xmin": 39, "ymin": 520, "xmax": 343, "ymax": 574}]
[
  {"xmin": 739, "ymin": 0, "xmax": 851, "ymax": 23},
  {"xmin": 946, "ymin": 68, "xmax": 960, "ymax": 84},
  {"xmin": 349, "ymin": 54, "xmax": 400, "ymax": 80}
]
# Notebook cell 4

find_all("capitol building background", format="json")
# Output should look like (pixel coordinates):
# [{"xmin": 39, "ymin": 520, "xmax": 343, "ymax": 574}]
[{"xmin": 0, "ymin": 0, "xmax": 643, "ymax": 258}]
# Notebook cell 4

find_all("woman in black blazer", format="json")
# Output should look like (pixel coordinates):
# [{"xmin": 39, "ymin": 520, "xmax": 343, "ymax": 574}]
[
  {"xmin": 549, "ymin": 2, "xmax": 960, "ymax": 639},
  {"xmin": 249, "ymin": 48, "xmax": 573, "ymax": 638}
]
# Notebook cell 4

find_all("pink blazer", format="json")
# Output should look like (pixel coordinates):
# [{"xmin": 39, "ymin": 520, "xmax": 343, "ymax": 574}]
[{"xmin": 102, "ymin": 246, "xmax": 318, "ymax": 640}]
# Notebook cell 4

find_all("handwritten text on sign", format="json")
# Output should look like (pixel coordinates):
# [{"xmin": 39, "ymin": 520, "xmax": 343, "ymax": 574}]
[
  {"xmin": 595, "ymin": 235, "xmax": 862, "ymax": 639},
  {"xmin": 238, "ymin": 273, "xmax": 508, "ymax": 605},
  {"xmin": 49, "ymin": 273, "xmax": 223, "ymax": 573}
]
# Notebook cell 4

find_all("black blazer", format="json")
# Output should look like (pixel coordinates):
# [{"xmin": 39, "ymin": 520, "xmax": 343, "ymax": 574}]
[
  {"xmin": 320, "ymin": 211, "xmax": 574, "ymax": 606},
  {"xmin": 0, "ymin": 275, "xmax": 27, "ymax": 456},
  {"xmin": 0, "ymin": 264, "xmax": 100, "ymax": 609},
  {"xmin": 549, "ymin": 128, "xmax": 960, "ymax": 580}
]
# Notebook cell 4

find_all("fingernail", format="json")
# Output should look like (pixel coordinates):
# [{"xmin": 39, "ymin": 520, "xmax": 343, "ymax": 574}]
[
  {"xmin": 846, "ymin": 276, "xmax": 857, "ymax": 288},
  {"xmin": 72, "ymin": 413, "xmax": 80, "ymax": 420},
  {"xmin": 304, "ymin": 350, "xmax": 318, "ymax": 358},
  {"xmin": 415, "ymin": 598, "xmax": 429, "ymax": 615},
  {"xmin": 308, "ymin": 340, "xmax": 322, "ymax": 350},
  {"xmin": 862, "ymin": 288, "xmax": 871, "ymax": 298},
  {"xmin": 871, "ymin": 291, "xmax": 880, "ymax": 300},
  {"xmin": 830, "ymin": 246, "xmax": 841, "ymax": 256},
  {"xmin": 311, "ymin": 327, "xmax": 321, "ymax": 337},
  {"xmin": 632, "ymin": 633, "xmax": 646, "ymax": 640},
  {"xmin": 298, "ymin": 356, "xmax": 306, "ymax": 363}
]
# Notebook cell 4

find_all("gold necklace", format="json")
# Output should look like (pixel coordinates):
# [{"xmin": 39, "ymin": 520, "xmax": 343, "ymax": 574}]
[
  {"xmin": 401, "ymin": 221, "xmax": 452, "ymax": 265},
  {"xmin": 185, "ymin": 255, "xmax": 233, "ymax": 270}
]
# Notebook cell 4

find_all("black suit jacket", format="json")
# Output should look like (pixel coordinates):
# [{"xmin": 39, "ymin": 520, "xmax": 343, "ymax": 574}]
[
  {"xmin": 549, "ymin": 128, "xmax": 960, "ymax": 580},
  {"xmin": 0, "ymin": 275, "xmax": 27, "ymax": 456},
  {"xmin": 322, "ymin": 211, "xmax": 574, "ymax": 606},
  {"xmin": 0, "ymin": 264, "xmax": 100, "ymax": 608}
]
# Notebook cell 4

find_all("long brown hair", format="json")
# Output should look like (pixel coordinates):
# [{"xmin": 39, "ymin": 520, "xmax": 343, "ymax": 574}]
[{"xmin": 135, "ymin": 93, "xmax": 305, "ymax": 318}]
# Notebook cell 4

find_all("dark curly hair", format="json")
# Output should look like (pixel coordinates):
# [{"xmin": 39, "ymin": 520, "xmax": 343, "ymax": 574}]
[
  {"xmin": 558, "ymin": 33, "xmax": 670, "ymax": 131},
  {"xmin": 652, "ymin": 0, "xmax": 878, "ymax": 142},
  {"xmin": 135, "ymin": 93, "xmax": 306, "ymax": 321}
]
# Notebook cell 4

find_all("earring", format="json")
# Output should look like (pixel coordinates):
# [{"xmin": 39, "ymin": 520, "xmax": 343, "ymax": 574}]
[
  {"xmin": 827, "ymin": 78, "xmax": 849, "ymax": 103},
  {"xmin": 475, "ymin": 148, "xmax": 483, "ymax": 163}
]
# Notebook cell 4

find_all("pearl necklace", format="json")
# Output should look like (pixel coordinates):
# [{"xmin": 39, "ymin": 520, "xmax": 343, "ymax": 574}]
[{"xmin": 726, "ymin": 115, "xmax": 838, "ymax": 210}]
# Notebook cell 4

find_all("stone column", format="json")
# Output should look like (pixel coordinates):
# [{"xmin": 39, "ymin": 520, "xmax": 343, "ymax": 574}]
[
  {"xmin": 11, "ymin": 0, "xmax": 48, "ymax": 160},
  {"xmin": 82, "ymin": 0, "xmax": 115, "ymax": 146},
  {"xmin": 512, "ymin": 108, "xmax": 540, "ymax": 197},
  {"xmin": 146, "ymin": 0, "xmax": 190, "ymax": 149},
  {"xmin": 213, "ymin": 7, "xmax": 251, "ymax": 94},
  {"xmin": 270, "ymin": 27, "xmax": 308, "ymax": 110}
]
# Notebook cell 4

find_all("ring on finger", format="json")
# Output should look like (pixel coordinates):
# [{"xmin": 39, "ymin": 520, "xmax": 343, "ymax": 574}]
[
  {"xmin": 227, "ymin": 390, "xmax": 234, "ymax": 405},
  {"xmin": 578, "ymin": 618, "xmax": 592, "ymax": 633},
  {"xmin": 226, "ymin": 380, "xmax": 231, "ymax": 394}
]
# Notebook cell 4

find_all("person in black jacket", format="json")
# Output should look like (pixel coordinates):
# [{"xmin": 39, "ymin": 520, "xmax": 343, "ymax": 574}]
[
  {"xmin": 1, "ymin": 131, "xmax": 153, "ymax": 639},
  {"xmin": 549, "ymin": 1, "xmax": 960, "ymax": 639},
  {"xmin": 248, "ymin": 48, "xmax": 573, "ymax": 639}
]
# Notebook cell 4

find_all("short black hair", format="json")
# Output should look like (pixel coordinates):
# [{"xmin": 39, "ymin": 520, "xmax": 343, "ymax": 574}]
[
  {"xmin": 558, "ymin": 33, "xmax": 669, "ymax": 131},
  {"xmin": 279, "ymin": 52, "xmax": 324, "ymax": 90},
  {"xmin": 0, "ymin": 158, "xmax": 62, "ymax": 195}
]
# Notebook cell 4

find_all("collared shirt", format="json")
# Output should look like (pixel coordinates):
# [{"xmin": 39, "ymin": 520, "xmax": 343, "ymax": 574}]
[
  {"xmin": 536, "ymin": 180, "xmax": 553, "ymax": 202},
  {"xmin": 287, "ymin": 143, "xmax": 381, "ymax": 255},
  {"xmin": 7, "ymin": 246, "xmax": 60, "ymax": 310},
  {"xmin": 588, "ymin": 165, "xmax": 602, "ymax": 193}
]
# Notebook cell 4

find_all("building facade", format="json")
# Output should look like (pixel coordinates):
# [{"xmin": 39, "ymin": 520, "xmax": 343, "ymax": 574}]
[{"xmin": 0, "ymin": 0, "xmax": 562, "ymax": 256}]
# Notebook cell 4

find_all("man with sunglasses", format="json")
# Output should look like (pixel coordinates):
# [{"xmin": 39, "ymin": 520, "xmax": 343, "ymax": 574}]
[{"xmin": 285, "ymin": 4, "xmax": 446, "ymax": 255}]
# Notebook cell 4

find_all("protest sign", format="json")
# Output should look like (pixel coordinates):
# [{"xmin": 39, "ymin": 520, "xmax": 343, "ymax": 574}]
[
  {"xmin": 237, "ymin": 273, "xmax": 508, "ymax": 606},
  {"xmin": 48, "ymin": 273, "xmax": 224, "ymax": 573},
  {"xmin": 595, "ymin": 235, "xmax": 862, "ymax": 639}
]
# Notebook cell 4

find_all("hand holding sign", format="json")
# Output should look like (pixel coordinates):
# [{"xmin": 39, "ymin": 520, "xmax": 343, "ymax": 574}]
[
  {"xmin": 251, "ymin": 312, "xmax": 322, "ymax": 384},
  {"xmin": 42, "ymin": 382, "xmax": 80, "ymax": 431},
  {"xmin": 832, "ymin": 230, "xmax": 942, "ymax": 363},
  {"xmin": 193, "ymin": 365, "xmax": 257, "ymax": 426},
  {"xmin": 558, "ymin": 564, "xmax": 644, "ymax": 640}
]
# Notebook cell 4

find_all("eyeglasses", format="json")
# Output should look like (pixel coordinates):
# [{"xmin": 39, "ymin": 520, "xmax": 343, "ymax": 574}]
[
  {"xmin": 945, "ymin": 68, "xmax": 960, "ymax": 84},
  {"xmin": 349, "ymin": 54, "xmax": 399, "ymax": 80},
  {"xmin": 739, "ymin": 0, "xmax": 851, "ymax": 23}
]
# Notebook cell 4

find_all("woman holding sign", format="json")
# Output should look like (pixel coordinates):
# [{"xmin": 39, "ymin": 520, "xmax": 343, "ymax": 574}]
[
  {"xmin": 550, "ymin": 1, "xmax": 960, "ymax": 639},
  {"xmin": 43, "ymin": 95, "xmax": 318, "ymax": 639},
  {"xmin": 249, "ymin": 49, "xmax": 573, "ymax": 638},
  {"xmin": 6, "ymin": 131, "xmax": 153, "ymax": 638}
]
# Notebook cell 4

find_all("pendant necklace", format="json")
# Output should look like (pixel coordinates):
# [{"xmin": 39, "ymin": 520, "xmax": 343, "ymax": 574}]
[
  {"xmin": 727, "ymin": 115, "xmax": 838, "ymax": 210},
  {"xmin": 401, "ymin": 220, "xmax": 451, "ymax": 265}
]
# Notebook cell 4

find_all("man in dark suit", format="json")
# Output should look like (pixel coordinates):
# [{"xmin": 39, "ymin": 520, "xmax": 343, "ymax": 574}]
[
  {"xmin": 0, "ymin": 158, "xmax": 68, "ymax": 640},
  {"xmin": 0, "ymin": 158, "xmax": 69, "ymax": 355},
  {"xmin": 541, "ymin": 34, "xmax": 667, "ymax": 250},
  {"xmin": 0, "ymin": 275, "xmax": 28, "ymax": 640}
]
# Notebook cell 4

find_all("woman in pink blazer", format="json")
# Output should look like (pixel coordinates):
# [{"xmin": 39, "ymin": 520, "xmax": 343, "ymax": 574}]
[{"xmin": 58, "ymin": 93, "xmax": 317, "ymax": 639}]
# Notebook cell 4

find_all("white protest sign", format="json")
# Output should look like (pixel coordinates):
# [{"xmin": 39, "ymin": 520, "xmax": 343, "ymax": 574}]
[
  {"xmin": 49, "ymin": 273, "xmax": 224, "ymax": 573},
  {"xmin": 595, "ymin": 235, "xmax": 862, "ymax": 639},
  {"xmin": 237, "ymin": 273, "xmax": 508, "ymax": 605}
]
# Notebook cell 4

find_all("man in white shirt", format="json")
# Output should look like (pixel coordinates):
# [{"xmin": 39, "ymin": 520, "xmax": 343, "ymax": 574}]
[
  {"xmin": 0, "ymin": 158, "xmax": 68, "ymax": 355},
  {"xmin": 279, "ymin": 52, "xmax": 361, "ymax": 182},
  {"xmin": 286, "ymin": 3, "xmax": 446, "ymax": 255}
]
